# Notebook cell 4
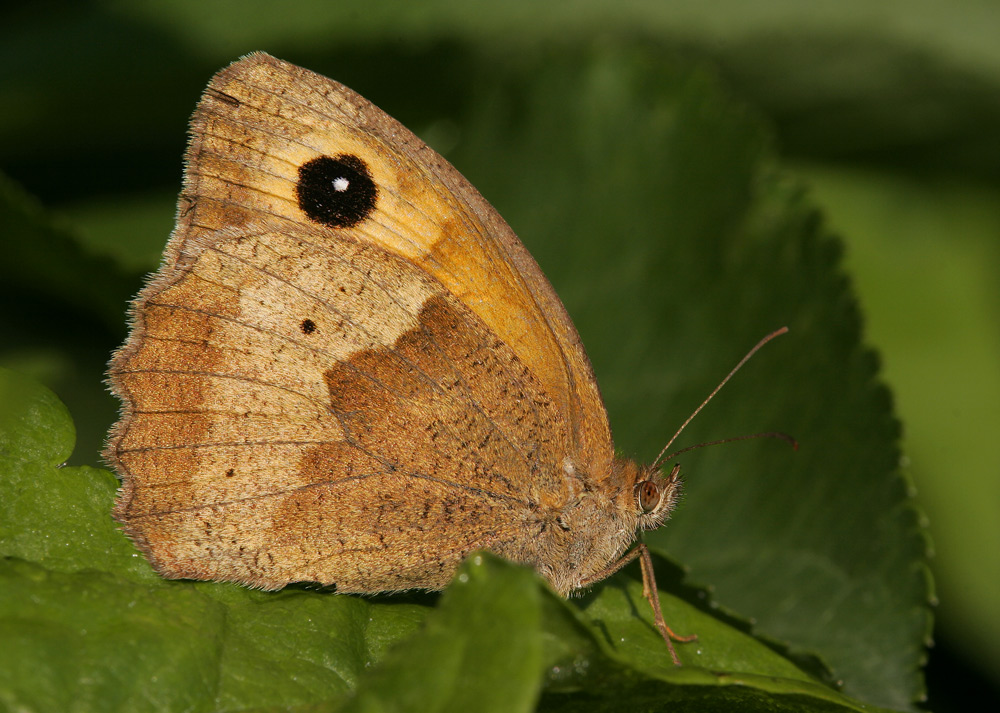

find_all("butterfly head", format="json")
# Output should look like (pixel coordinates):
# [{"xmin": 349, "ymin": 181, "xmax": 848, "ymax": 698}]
[{"xmin": 633, "ymin": 463, "xmax": 682, "ymax": 531}]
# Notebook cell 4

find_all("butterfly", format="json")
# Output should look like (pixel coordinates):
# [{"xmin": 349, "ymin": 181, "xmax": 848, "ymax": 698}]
[{"xmin": 106, "ymin": 52, "xmax": 786, "ymax": 664}]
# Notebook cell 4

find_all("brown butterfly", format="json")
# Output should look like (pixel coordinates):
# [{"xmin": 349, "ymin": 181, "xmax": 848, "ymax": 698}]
[{"xmin": 106, "ymin": 52, "xmax": 787, "ymax": 664}]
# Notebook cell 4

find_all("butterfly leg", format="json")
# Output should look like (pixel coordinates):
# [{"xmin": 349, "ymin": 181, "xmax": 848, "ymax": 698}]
[
  {"xmin": 582, "ymin": 542, "xmax": 696, "ymax": 665},
  {"xmin": 635, "ymin": 543, "xmax": 697, "ymax": 664}
]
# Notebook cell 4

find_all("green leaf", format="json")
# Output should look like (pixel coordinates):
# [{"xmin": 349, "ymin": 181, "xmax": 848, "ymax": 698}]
[
  {"xmin": 338, "ymin": 553, "xmax": 544, "ymax": 713},
  {"xmin": 0, "ymin": 560, "xmax": 227, "ymax": 713},
  {"xmin": 448, "ymin": 48, "xmax": 931, "ymax": 708},
  {"xmin": 798, "ymin": 164, "xmax": 1000, "ymax": 684},
  {"xmin": 0, "ymin": 368, "xmax": 428, "ymax": 711},
  {"xmin": 0, "ymin": 370, "xmax": 146, "ymax": 581},
  {"xmin": 0, "ymin": 366, "xmax": 888, "ymax": 712}
]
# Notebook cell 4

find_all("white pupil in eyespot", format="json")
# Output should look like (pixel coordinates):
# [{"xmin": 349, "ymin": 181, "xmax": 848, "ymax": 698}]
[{"xmin": 333, "ymin": 177, "xmax": 350, "ymax": 192}]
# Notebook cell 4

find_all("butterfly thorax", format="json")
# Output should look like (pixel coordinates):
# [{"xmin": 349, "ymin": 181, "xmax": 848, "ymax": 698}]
[{"xmin": 498, "ymin": 457, "xmax": 681, "ymax": 596}]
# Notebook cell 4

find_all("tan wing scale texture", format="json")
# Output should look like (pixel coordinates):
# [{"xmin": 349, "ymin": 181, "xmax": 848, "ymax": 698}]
[{"xmin": 106, "ymin": 53, "xmax": 618, "ymax": 591}]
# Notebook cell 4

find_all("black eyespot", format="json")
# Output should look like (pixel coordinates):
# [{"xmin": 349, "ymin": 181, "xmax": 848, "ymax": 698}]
[
  {"xmin": 300, "ymin": 318, "xmax": 317, "ymax": 335},
  {"xmin": 636, "ymin": 481, "xmax": 660, "ymax": 513},
  {"xmin": 296, "ymin": 154, "xmax": 377, "ymax": 228}
]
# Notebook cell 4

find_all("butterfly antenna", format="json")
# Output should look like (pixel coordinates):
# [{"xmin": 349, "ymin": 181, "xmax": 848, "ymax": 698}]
[
  {"xmin": 658, "ymin": 432, "xmax": 799, "ymax": 465},
  {"xmin": 651, "ymin": 327, "xmax": 790, "ymax": 470}
]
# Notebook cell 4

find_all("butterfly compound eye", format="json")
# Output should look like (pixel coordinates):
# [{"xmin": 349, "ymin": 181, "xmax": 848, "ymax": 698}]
[
  {"xmin": 636, "ymin": 481, "xmax": 660, "ymax": 513},
  {"xmin": 297, "ymin": 154, "xmax": 378, "ymax": 228}
]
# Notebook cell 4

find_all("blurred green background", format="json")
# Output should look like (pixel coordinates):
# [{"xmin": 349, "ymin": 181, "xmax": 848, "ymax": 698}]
[{"xmin": 1, "ymin": 1, "xmax": 997, "ymax": 710}]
